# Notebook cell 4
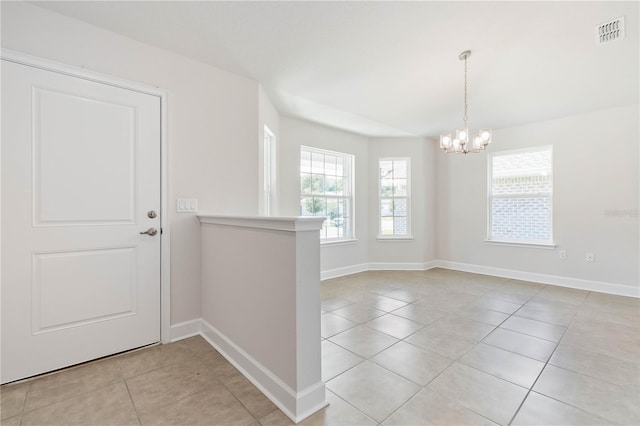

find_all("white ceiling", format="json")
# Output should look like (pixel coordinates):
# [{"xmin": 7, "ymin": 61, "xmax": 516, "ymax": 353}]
[{"xmin": 31, "ymin": 1, "xmax": 639, "ymax": 138}]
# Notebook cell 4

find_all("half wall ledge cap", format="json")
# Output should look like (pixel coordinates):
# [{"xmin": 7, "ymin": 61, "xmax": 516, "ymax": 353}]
[{"xmin": 198, "ymin": 214, "xmax": 325, "ymax": 232}]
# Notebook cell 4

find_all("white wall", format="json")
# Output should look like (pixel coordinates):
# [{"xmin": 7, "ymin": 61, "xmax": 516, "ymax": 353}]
[
  {"xmin": 436, "ymin": 104, "xmax": 639, "ymax": 291},
  {"xmin": 279, "ymin": 117, "xmax": 369, "ymax": 274},
  {"xmin": 1, "ymin": 2, "xmax": 261, "ymax": 324},
  {"xmin": 367, "ymin": 138, "xmax": 436, "ymax": 266}
]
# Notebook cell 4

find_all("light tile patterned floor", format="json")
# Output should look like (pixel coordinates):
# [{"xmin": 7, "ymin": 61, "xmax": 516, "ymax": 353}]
[{"xmin": 1, "ymin": 269, "xmax": 639, "ymax": 425}]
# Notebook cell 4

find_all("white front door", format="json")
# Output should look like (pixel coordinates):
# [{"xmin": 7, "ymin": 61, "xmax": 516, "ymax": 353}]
[{"xmin": 1, "ymin": 59, "xmax": 161, "ymax": 383}]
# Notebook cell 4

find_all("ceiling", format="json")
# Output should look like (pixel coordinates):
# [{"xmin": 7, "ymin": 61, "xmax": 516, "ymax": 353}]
[{"xmin": 31, "ymin": 1, "xmax": 639, "ymax": 138}]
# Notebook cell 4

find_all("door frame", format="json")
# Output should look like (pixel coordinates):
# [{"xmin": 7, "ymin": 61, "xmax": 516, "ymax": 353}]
[{"xmin": 0, "ymin": 48, "xmax": 171, "ymax": 344}]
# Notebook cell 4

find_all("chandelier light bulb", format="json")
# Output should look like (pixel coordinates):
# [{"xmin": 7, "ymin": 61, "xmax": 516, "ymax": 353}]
[
  {"xmin": 473, "ymin": 136, "xmax": 482, "ymax": 151},
  {"xmin": 440, "ymin": 133, "xmax": 452, "ymax": 149}
]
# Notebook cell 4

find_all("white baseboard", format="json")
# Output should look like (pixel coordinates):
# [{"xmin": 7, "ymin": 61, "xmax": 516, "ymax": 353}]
[
  {"xmin": 321, "ymin": 263, "xmax": 368, "ymax": 280},
  {"xmin": 434, "ymin": 260, "xmax": 640, "ymax": 298},
  {"xmin": 423, "ymin": 260, "xmax": 439, "ymax": 270},
  {"xmin": 368, "ymin": 262, "xmax": 429, "ymax": 271},
  {"xmin": 169, "ymin": 318, "xmax": 202, "ymax": 342},
  {"xmin": 321, "ymin": 261, "xmax": 440, "ymax": 280},
  {"xmin": 368, "ymin": 260, "xmax": 440, "ymax": 271},
  {"xmin": 200, "ymin": 319, "xmax": 327, "ymax": 423},
  {"xmin": 320, "ymin": 259, "xmax": 638, "ymax": 298}
]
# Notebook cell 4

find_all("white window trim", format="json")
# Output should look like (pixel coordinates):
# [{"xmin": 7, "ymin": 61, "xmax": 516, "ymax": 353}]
[
  {"xmin": 378, "ymin": 157, "xmax": 411, "ymax": 239},
  {"xmin": 261, "ymin": 125, "xmax": 277, "ymax": 216},
  {"xmin": 485, "ymin": 240, "xmax": 556, "ymax": 249},
  {"xmin": 300, "ymin": 145, "xmax": 355, "ymax": 242},
  {"xmin": 321, "ymin": 238, "xmax": 358, "ymax": 247},
  {"xmin": 486, "ymin": 145, "xmax": 554, "ymax": 245}
]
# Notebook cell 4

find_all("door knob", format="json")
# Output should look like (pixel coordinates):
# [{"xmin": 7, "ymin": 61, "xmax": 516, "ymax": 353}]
[{"xmin": 140, "ymin": 228, "xmax": 158, "ymax": 236}]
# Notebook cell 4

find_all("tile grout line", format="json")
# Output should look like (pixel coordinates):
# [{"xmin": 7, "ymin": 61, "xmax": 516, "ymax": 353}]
[
  {"xmin": 18, "ymin": 376, "xmax": 124, "ymax": 416},
  {"xmin": 323, "ymin": 388, "xmax": 379, "ymax": 425},
  {"xmin": 393, "ymin": 280, "xmax": 547, "ymax": 425},
  {"xmin": 328, "ymin": 284, "xmax": 501, "ymax": 425},
  {"xmin": 123, "ymin": 379, "xmax": 143, "ymax": 426},
  {"xmin": 372, "ymin": 276, "xmax": 533, "ymax": 425},
  {"xmin": 505, "ymin": 301, "xmax": 579, "ymax": 426}
]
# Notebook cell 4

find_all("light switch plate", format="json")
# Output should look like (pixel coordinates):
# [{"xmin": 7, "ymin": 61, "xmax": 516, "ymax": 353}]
[{"xmin": 177, "ymin": 198, "xmax": 198, "ymax": 213}]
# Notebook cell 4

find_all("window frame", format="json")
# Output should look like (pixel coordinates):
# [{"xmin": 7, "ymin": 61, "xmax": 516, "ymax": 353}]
[
  {"xmin": 487, "ymin": 146, "xmax": 554, "ymax": 247},
  {"xmin": 299, "ymin": 145, "xmax": 355, "ymax": 243},
  {"xmin": 378, "ymin": 157, "xmax": 412, "ymax": 239},
  {"xmin": 261, "ymin": 125, "xmax": 276, "ymax": 216}
]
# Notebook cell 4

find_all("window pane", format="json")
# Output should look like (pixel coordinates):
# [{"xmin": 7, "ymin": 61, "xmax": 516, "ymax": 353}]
[
  {"xmin": 325, "ymin": 176, "xmax": 337, "ymax": 195},
  {"xmin": 491, "ymin": 197, "xmax": 551, "ymax": 241},
  {"xmin": 394, "ymin": 198, "xmax": 407, "ymax": 216},
  {"xmin": 336, "ymin": 157, "xmax": 344, "ymax": 176},
  {"xmin": 380, "ymin": 179, "xmax": 393, "ymax": 196},
  {"xmin": 393, "ymin": 217, "xmax": 407, "ymax": 235},
  {"xmin": 300, "ymin": 150, "xmax": 311, "ymax": 173},
  {"xmin": 300, "ymin": 173, "xmax": 312, "ymax": 195},
  {"xmin": 301, "ymin": 197, "xmax": 324, "ymax": 216},
  {"xmin": 326, "ymin": 199, "xmax": 339, "ymax": 220},
  {"xmin": 381, "ymin": 217, "xmax": 393, "ymax": 235},
  {"xmin": 380, "ymin": 161, "xmax": 393, "ymax": 178},
  {"xmin": 492, "ymin": 175, "xmax": 552, "ymax": 195},
  {"xmin": 393, "ymin": 179, "xmax": 407, "ymax": 196},
  {"xmin": 311, "ymin": 152, "xmax": 324, "ymax": 174},
  {"xmin": 325, "ymin": 155, "xmax": 337, "ymax": 176},
  {"xmin": 300, "ymin": 197, "xmax": 314, "ymax": 215},
  {"xmin": 338, "ymin": 199, "xmax": 345, "ymax": 217},
  {"xmin": 393, "ymin": 160, "xmax": 407, "ymax": 178},
  {"xmin": 493, "ymin": 149, "xmax": 552, "ymax": 177},
  {"xmin": 335, "ymin": 177, "xmax": 344, "ymax": 196},
  {"xmin": 380, "ymin": 199, "xmax": 393, "ymax": 217},
  {"xmin": 311, "ymin": 175, "xmax": 324, "ymax": 194}
]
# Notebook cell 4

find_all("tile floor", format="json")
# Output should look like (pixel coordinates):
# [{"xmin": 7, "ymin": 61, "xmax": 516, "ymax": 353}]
[{"xmin": 2, "ymin": 269, "xmax": 639, "ymax": 425}]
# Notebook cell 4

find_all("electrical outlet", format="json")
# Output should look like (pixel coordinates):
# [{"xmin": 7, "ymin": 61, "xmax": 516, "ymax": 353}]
[
  {"xmin": 585, "ymin": 252, "xmax": 595, "ymax": 262},
  {"xmin": 177, "ymin": 198, "xmax": 198, "ymax": 213},
  {"xmin": 559, "ymin": 250, "xmax": 567, "ymax": 260}
]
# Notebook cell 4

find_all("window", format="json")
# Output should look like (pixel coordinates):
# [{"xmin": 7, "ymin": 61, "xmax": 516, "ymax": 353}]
[
  {"xmin": 488, "ymin": 146, "xmax": 553, "ymax": 244},
  {"xmin": 379, "ymin": 158, "xmax": 410, "ymax": 237},
  {"xmin": 262, "ymin": 126, "xmax": 276, "ymax": 216},
  {"xmin": 300, "ymin": 146, "xmax": 354, "ymax": 241}
]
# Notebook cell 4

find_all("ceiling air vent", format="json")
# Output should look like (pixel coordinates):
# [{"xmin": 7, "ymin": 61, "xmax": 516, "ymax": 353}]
[{"xmin": 596, "ymin": 17, "xmax": 625, "ymax": 45}]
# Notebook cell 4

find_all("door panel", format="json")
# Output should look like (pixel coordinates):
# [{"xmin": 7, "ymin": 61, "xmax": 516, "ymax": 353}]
[
  {"xmin": 34, "ymin": 86, "xmax": 137, "ymax": 225},
  {"xmin": 1, "ymin": 60, "xmax": 161, "ymax": 383},
  {"xmin": 32, "ymin": 247, "xmax": 137, "ymax": 333}
]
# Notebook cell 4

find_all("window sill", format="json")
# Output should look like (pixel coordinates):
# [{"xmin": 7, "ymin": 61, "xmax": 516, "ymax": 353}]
[
  {"xmin": 321, "ymin": 239, "xmax": 358, "ymax": 247},
  {"xmin": 485, "ymin": 240, "xmax": 556, "ymax": 249},
  {"xmin": 376, "ymin": 236, "xmax": 414, "ymax": 241}
]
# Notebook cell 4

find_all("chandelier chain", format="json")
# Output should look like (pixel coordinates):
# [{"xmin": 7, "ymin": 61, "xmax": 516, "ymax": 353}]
[{"xmin": 463, "ymin": 55, "xmax": 468, "ymax": 127}]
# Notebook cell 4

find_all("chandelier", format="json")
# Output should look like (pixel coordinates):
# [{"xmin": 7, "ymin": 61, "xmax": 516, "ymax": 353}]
[{"xmin": 440, "ymin": 50, "xmax": 491, "ymax": 154}]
